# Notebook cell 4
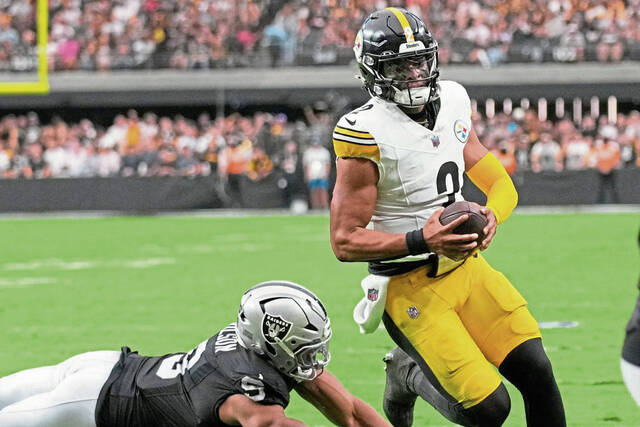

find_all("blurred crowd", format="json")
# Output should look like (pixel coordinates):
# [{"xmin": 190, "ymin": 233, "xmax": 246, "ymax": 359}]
[
  {"xmin": 0, "ymin": 103, "xmax": 340, "ymax": 207},
  {"xmin": 1, "ymin": 0, "xmax": 640, "ymax": 72},
  {"xmin": 0, "ymin": 103, "xmax": 638, "ymax": 180},
  {"xmin": 475, "ymin": 107, "xmax": 640, "ymax": 177}
]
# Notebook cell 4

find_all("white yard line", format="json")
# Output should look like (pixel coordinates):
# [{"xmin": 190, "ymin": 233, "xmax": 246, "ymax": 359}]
[
  {"xmin": 538, "ymin": 321, "xmax": 580, "ymax": 329},
  {"xmin": 0, "ymin": 205, "xmax": 637, "ymax": 220},
  {"xmin": 3, "ymin": 260, "xmax": 97, "ymax": 271},
  {"xmin": 1, "ymin": 258, "xmax": 176, "ymax": 271},
  {"xmin": 0, "ymin": 277, "xmax": 58, "ymax": 287},
  {"xmin": 121, "ymin": 258, "xmax": 176, "ymax": 268}
]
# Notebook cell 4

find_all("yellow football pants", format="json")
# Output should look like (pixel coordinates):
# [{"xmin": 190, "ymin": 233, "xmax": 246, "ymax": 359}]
[{"xmin": 383, "ymin": 254, "xmax": 541, "ymax": 408}]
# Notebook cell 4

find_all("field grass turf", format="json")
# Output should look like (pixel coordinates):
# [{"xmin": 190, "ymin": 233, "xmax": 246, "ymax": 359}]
[{"xmin": 0, "ymin": 212, "xmax": 638, "ymax": 426}]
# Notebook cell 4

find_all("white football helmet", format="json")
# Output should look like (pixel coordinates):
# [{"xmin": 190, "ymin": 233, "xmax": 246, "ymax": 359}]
[{"xmin": 236, "ymin": 280, "xmax": 332, "ymax": 381}]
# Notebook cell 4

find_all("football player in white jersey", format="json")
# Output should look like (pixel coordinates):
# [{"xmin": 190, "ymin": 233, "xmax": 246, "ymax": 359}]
[{"xmin": 329, "ymin": 8, "xmax": 566, "ymax": 427}]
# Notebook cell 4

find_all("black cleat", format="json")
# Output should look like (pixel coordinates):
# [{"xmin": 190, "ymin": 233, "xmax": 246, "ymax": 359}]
[{"xmin": 383, "ymin": 348, "xmax": 418, "ymax": 427}]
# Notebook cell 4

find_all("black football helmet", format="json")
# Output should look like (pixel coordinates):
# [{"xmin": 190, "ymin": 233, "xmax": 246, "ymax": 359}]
[{"xmin": 354, "ymin": 7, "xmax": 439, "ymax": 107}]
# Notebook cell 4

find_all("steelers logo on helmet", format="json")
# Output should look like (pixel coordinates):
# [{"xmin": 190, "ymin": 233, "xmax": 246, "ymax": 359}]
[
  {"xmin": 353, "ymin": 30, "xmax": 364, "ymax": 63},
  {"xmin": 353, "ymin": 8, "xmax": 439, "ymax": 107},
  {"xmin": 403, "ymin": 26, "xmax": 415, "ymax": 43}
]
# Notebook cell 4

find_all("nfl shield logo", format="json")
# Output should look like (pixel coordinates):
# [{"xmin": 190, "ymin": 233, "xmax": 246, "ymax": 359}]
[
  {"xmin": 262, "ymin": 314, "xmax": 292, "ymax": 343},
  {"xmin": 431, "ymin": 136, "xmax": 440, "ymax": 148},
  {"xmin": 367, "ymin": 288, "xmax": 379, "ymax": 302},
  {"xmin": 407, "ymin": 306, "xmax": 420, "ymax": 319}
]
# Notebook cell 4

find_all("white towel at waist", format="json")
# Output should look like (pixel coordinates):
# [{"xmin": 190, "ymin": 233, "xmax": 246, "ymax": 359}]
[{"xmin": 353, "ymin": 274, "xmax": 390, "ymax": 334}]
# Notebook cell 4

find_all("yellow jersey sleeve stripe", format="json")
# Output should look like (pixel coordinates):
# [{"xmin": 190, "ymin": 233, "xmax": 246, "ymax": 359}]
[
  {"xmin": 386, "ymin": 7, "xmax": 415, "ymax": 43},
  {"xmin": 332, "ymin": 134, "xmax": 376, "ymax": 145},
  {"xmin": 334, "ymin": 126, "xmax": 373, "ymax": 139},
  {"xmin": 333, "ymin": 138, "xmax": 380, "ymax": 162},
  {"xmin": 332, "ymin": 136, "xmax": 375, "ymax": 146}
]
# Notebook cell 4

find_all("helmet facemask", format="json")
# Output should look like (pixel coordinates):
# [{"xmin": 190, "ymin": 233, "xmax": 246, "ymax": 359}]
[
  {"xmin": 378, "ymin": 51, "xmax": 439, "ymax": 107},
  {"xmin": 272, "ymin": 322, "xmax": 331, "ymax": 381}
]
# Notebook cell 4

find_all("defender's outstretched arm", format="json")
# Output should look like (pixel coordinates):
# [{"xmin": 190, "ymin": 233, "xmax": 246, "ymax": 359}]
[
  {"xmin": 295, "ymin": 370, "xmax": 391, "ymax": 427},
  {"xmin": 219, "ymin": 394, "xmax": 306, "ymax": 427}
]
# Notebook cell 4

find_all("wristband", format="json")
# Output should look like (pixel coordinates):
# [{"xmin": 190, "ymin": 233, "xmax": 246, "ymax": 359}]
[{"xmin": 405, "ymin": 229, "xmax": 430, "ymax": 255}]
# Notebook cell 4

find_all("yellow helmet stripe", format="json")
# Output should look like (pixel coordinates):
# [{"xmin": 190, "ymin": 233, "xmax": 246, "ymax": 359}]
[{"xmin": 386, "ymin": 7, "xmax": 415, "ymax": 43}]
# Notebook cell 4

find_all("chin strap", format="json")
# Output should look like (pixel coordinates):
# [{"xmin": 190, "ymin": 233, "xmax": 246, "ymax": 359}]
[{"xmin": 274, "ymin": 337, "xmax": 295, "ymax": 358}]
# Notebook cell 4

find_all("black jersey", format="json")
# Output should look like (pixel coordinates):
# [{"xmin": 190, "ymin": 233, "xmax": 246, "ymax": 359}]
[
  {"xmin": 623, "ymin": 231, "xmax": 640, "ymax": 366},
  {"xmin": 96, "ymin": 323, "xmax": 297, "ymax": 427},
  {"xmin": 623, "ymin": 281, "xmax": 640, "ymax": 366}
]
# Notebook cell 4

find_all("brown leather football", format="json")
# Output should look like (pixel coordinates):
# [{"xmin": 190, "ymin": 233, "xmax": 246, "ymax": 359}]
[{"xmin": 439, "ymin": 201, "xmax": 488, "ymax": 246}]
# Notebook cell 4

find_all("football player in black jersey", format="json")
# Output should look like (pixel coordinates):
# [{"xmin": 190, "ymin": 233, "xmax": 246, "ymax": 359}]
[
  {"xmin": 621, "ymin": 228, "xmax": 640, "ymax": 406},
  {"xmin": 0, "ymin": 281, "xmax": 392, "ymax": 427}
]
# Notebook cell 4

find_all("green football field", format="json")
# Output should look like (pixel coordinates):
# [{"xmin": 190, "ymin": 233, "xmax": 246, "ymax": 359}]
[{"xmin": 0, "ymin": 212, "xmax": 638, "ymax": 426}]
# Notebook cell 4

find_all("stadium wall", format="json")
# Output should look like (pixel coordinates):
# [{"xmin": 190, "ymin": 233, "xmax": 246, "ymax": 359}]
[
  {"xmin": 464, "ymin": 169, "xmax": 640, "ymax": 206},
  {"xmin": 0, "ymin": 176, "xmax": 224, "ymax": 212},
  {"xmin": 1, "ymin": 63, "xmax": 640, "ymax": 109},
  {"xmin": 1, "ymin": 169, "xmax": 638, "ymax": 212}
]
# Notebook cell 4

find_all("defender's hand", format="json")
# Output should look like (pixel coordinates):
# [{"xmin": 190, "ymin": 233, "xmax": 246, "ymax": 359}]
[
  {"xmin": 423, "ymin": 208, "xmax": 478, "ymax": 261},
  {"xmin": 479, "ymin": 207, "xmax": 497, "ymax": 250}
]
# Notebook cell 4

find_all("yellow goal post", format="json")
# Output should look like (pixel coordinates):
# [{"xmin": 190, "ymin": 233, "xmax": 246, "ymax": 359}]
[{"xmin": 0, "ymin": 0, "xmax": 49, "ymax": 95}]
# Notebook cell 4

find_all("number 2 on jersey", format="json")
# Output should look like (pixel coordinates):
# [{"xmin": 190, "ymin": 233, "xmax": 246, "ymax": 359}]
[{"xmin": 436, "ymin": 161, "xmax": 460, "ymax": 207}]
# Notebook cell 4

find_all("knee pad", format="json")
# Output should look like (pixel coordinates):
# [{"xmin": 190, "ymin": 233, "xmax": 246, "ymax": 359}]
[
  {"xmin": 499, "ymin": 338, "xmax": 554, "ymax": 392},
  {"xmin": 460, "ymin": 383, "xmax": 510, "ymax": 427}
]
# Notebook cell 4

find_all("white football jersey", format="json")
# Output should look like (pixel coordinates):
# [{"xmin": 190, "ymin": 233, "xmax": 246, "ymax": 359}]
[{"xmin": 333, "ymin": 80, "xmax": 473, "ymax": 265}]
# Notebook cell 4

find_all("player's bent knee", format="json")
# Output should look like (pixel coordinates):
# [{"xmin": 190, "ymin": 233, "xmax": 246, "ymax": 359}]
[
  {"xmin": 499, "ymin": 338, "xmax": 555, "ymax": 391},
  {"xmin": 528, "ymin": 351, "xmax": 554, "ymax": 385},
  {"xmin": 519, "ymin": 344, "xmax": 553, "ymax": 381},
  {"xmin": 461, "ymin": 383, "xmax": 510, "ymax": 427}
]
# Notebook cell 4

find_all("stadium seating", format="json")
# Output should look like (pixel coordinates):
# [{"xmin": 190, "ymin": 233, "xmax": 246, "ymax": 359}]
[
  {"xmin": 0, "ymin": 107, "xmax": 638, "ymax": 180},
  {"xmin": 1, "ymin": 0, "xmax": 639, "ymax": 72}
]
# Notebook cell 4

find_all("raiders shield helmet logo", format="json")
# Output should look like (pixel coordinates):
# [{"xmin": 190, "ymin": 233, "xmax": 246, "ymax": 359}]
[{"xmin": 262, "ymin": 314, "xmax": 292, "ymax": 343}]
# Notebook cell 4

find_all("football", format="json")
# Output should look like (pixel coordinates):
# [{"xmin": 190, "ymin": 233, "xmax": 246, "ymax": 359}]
[{"xmin": 439, "ymin": 201, "xmax": 488, "ymax": 246}]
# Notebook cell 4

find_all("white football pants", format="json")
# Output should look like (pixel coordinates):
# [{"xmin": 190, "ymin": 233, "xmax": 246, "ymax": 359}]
[
  {"xmin": 621, "ymin": 358, "xmax": 640, "ymax": 407},
  {"xmin": 0, "ymin": 351, "xmax": 119, "ymax": 427}
]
